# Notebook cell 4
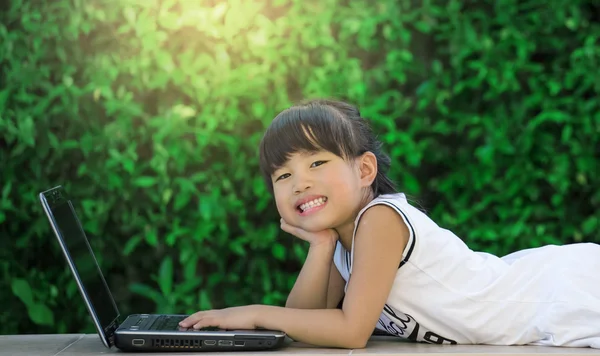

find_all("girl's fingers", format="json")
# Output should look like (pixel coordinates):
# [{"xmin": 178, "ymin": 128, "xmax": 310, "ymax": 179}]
[
  {"xmin": 193, "ymin": 316, "xmax": 218, "ymax": 329},
  {"xmin": 180, "ymin": 311, "xmax": 203, "ymax": 327},
  {"xmin": 280, "ymin": 219, "xmax": 307, "ymax": 240}
]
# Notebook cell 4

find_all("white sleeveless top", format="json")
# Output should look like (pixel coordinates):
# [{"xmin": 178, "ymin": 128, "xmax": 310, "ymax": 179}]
[{"xmin": 333, "ymin": 193, "xmax": 600, "ymax": 348}]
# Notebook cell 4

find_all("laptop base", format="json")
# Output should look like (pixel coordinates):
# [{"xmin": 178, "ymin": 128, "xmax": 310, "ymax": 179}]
[
  {"xmin": 115, "ymin": 334, "xmax": 284, "ymax": 352},
  {"xmin": 114, "ymin": 314, "xmax": 286, "ymax": 352}
]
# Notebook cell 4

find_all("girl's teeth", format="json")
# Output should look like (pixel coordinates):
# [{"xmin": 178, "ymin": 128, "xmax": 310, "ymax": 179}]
[{"xmin": 300, "ymin": 197, "xmax": 327, "ymax": 212}]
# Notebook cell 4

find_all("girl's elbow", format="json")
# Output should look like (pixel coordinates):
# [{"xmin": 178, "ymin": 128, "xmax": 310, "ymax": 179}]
[
  {"xmin": 342, "ymin": 330, "xmax": 370, "ymax": 349},
  {"xmin": 348, "ymin": 340, "xmax": 368, "ymax": 349},
  {"xmin": 343, "ymin": 338, "xmax": 368, "ymax": 349},
  {"xmin": 338, "ymin": 315, "xmax": 372, "ymax": 348}
]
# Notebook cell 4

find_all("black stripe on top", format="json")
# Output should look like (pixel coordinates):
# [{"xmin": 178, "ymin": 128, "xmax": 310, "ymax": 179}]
[{"xmin": 345, "ymin": 250, "xmax": 351, "ymax": 272}]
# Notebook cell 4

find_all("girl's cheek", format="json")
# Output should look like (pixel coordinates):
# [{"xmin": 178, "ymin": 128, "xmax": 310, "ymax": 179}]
[{"xmin": 274, "ymin": 196, "xmax": 291, "ymax": 215}]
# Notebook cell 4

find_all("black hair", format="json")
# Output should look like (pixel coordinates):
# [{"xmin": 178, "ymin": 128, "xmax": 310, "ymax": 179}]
[{"xmin": 258, "ymin": 98, "xmax": 397, "ymax": 196}]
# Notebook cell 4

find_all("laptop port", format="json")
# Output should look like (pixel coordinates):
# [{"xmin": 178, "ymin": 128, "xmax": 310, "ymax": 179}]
[
  {"xmin": 218, "ymin": 340, "xmax": 233, "ymax": 346},
  {"xmin": 204, "ymin": 340, "xmax": 216, "ymax": 346},
  {"xmin": 234, "ymin": 341, "xmax": 245, "ymax": 347},
  {"xmin": 132, "ymin": 339, "xmax": 145, "ymax": 346}
]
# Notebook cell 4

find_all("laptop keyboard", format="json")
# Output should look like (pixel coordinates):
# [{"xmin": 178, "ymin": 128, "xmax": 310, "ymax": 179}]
[
  {"xmin": 149, "ymin": 316, "xmax": 184, "ymax": 330},
  {"xmin": 149, "ymin": 315, "xmax": 221, "ymax": 332}
]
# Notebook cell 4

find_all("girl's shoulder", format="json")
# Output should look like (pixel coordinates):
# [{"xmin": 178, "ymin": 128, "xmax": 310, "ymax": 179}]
[
  {"xmin": 354, "ymin": 193, "xmax": 419, "ymax": 227},
  {"xmin": 365, "ymin": 192, "xmax": 414, "ymax": 209},
  {"xmin": 334, "ymin": 193, "xmax": 414, "ymax": 276}
]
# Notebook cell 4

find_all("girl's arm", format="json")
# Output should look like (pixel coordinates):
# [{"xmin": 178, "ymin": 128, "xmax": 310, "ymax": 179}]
[
  {"xmin": 285, "ymin": 243, "xmax": 345, "ymax": 309},
  {"xmin": 326, "ymin": 262, "xmax": 346, "ymax": 308},
  {"xmin": 180, "ymin": 205, "xmax": 408, "ymax": 348},
  {"xmin": 256, "ymin": 205, "xmax": 409, "ymax": 348}
]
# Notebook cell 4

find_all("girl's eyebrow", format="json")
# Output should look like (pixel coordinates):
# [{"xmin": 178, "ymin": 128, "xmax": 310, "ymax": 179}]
[
  {"xmin": 298, "ymin": 150, "xmax": 321, "ymax": 157},
  {"xmin": 272, "ymin": 150, "xmax": 325, "ymax": 175}
]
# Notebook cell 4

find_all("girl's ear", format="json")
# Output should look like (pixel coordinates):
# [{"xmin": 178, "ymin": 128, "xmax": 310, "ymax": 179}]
[{"xmin": 358, "ymin": 151, "xmax": 378, "ymax": 188}]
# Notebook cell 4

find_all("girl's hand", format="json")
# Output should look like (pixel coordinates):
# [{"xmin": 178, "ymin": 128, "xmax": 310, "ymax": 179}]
[
  {"xmin": 179, "ymin": 305, "xmax": 259, "ymax": 330},
  {"xmin": 280, "ymin": 218, "xmax": 338, "ymax": 247}
]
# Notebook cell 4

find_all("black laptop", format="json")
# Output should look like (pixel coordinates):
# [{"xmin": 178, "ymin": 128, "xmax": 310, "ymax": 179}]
[{"xmin": 40, "ymin": 186, "xmax": 287, "ymax": 351}]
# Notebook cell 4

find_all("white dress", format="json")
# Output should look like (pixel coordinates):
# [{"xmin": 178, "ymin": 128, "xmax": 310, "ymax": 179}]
[{"xmin": 333, "ymin": 193, "xmax": 600, "ymax": 348}]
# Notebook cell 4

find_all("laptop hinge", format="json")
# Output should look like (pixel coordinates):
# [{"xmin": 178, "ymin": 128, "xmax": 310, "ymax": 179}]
[{"xmin": 105, "ymin": 318, "xmax": 119, "ymax": 347}]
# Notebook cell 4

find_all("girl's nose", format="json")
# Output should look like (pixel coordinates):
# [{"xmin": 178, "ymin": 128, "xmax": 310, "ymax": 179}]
[
  {"xmin": 293, "ymin": 176, "xmax": 312, "ymax": 194},
  {"xmin": 294, "ymin": 184, "xmax": 311, "ymax": 194}
]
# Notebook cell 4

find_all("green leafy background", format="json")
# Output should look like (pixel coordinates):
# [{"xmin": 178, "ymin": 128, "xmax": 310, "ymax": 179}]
[{"xmin": 1, "ymin": 0, "xmax": 598, "ymax": 335}]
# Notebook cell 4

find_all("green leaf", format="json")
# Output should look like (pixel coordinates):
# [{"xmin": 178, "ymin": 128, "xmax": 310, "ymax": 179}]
[
  {"xmin": 402, "ymin": 173, "xmax": 421, "ymax": 195},
  {"xmin": 198, "ymin": 290, "xmax": 212, "ymax": 310},
  {"xmin": 130, "ymin": 283, "xmax": 164, "ymax": 304},
  {"xmin": 177, "ymin": 278, "xmax": 202, "ymax": 295},
  {"xmin": 156, "ymin": 51, "xmax": 174, "ymax": 72},
  {"xmin": 582, "ymin": 217, "xmax": 597, "ymax": 235},
  {"xmin": 122, "ymin": 235, "xmax": 142, "ymax": 256},
  {"xmin": 0, "ymin": 89, "xmax": 10, "ymax": 112},
  {"xmin": 11, "ymin": 278, "xmax": 34, "ymax": 306},
  {"xmin": 145, "ymin": 229, "xmax": 158, "ymax": 246},
  {"xmin": 158, "ymin": 257, "xmax": 173, "ymax": 296},
  {"xmin": 229, "ymin": 241, "xmax": 246, "ymax": 256},
  {"xmin": 133, "ymin": 176, "xmax": 157, "ymax": 187},
  {"xmin": 199, "ymin": 198, "xmax": 212, "ymax": 220},
  {"xmin": 122, "ymin": 159, "xmax": 135, "ymax": 174},
  {"xmin": 123, "ymin": 7, "xmax": 136, "ymax": 24},
  {"xmin": 166, "ymin": 227, "xmax": 188, "ymax": 247},
  {"xmin": 414, "ymin": 21, "xmax": 431, "ymax": 33},
  {"xmin": 271, "ymin": 244, "xmax": 286, "ymax": 260},
  {"xmin": 172, "ymin": 104, "xmax": 196, "ymax": 119},
  {"xmin": 251, "ymin": 102, "xmax": 266, "ymax": 118},
  {"xmin": 162, "ymin": 188, "xmax": 173, "ymax": 204},
  {"xmin": 174, "ymin": 193, "xmax": 191, "ymax": 211},
  {"xmin": 293, "ymin": 243, "xmax": 307, "ymax": 261},
  {"xmin": 28, "ymin": 303, "xmax": 54, "ymax": 326},
  {"xmin": 2, "ymin": 180, "xmax": 12, "ymax": 199}
]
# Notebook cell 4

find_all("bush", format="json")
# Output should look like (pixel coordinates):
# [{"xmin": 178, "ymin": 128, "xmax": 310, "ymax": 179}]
[{"xmin": 1, "ymin": 0, "xmax": 598, "ymax": 335}]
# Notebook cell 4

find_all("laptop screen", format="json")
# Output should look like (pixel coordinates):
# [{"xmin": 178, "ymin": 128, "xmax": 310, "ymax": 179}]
[{"xmin": 41, "ymin": 188, "xmax": 120, "ymax": 334}]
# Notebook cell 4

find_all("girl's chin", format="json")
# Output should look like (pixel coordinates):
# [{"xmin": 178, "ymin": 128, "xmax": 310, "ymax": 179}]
[{"xmin": 297, "ymin": 220, "xmax": 334, "ymax": 233}]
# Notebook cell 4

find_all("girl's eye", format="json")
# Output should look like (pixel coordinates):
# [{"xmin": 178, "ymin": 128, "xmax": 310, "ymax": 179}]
[
  {"xmin": 274, "ymin": 161, "xmax": 327, "ymax": 182},
  {"xmin": 275, "ymin": 173, "xmax": 290, "ymax": 182}
]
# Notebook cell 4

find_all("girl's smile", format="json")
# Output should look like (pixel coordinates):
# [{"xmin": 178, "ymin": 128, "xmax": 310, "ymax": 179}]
[{"xmin": 296, "ymin": 195, "xmax": 328, "ymax": 216}]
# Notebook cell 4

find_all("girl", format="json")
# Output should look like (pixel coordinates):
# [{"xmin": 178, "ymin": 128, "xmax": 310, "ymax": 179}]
[{"xmin": 180, "ymin": 99, "xmax": 600, "ymax": 349}]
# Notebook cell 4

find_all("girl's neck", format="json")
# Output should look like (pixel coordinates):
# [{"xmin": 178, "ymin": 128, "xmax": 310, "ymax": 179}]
[{"xmin": 335, "ymin": 190, "xmax": 376, "ymax": 252}]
